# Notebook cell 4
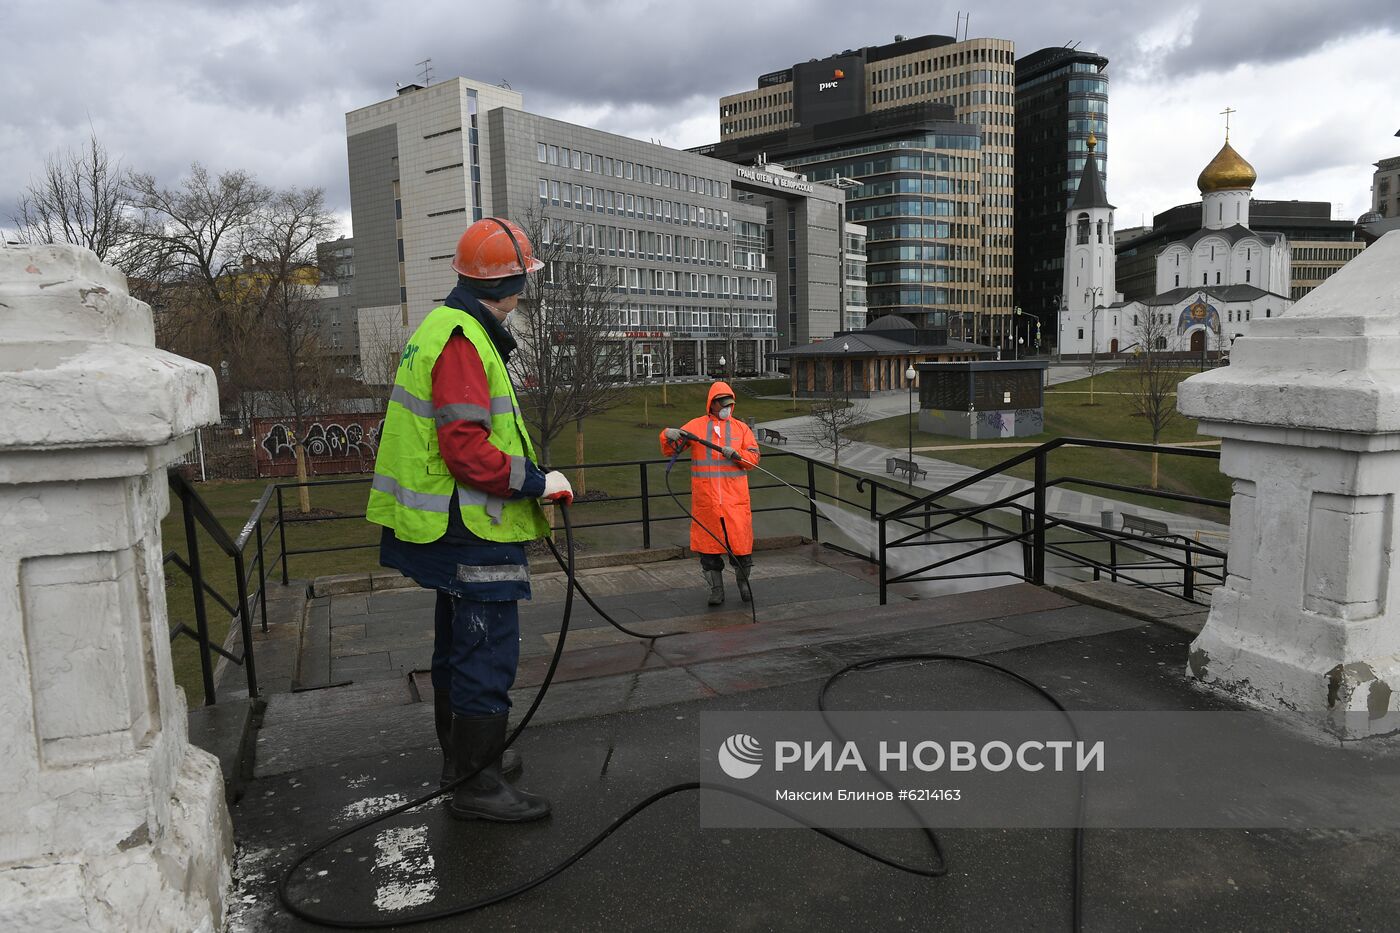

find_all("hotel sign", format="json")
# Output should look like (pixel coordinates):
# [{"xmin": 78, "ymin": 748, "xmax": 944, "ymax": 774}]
[{"xmin": 735, "ymin": 167, "xmax": 814, "ymax": 194}]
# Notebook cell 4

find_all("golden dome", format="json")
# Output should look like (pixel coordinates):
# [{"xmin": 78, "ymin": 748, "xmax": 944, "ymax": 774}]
[{"xmin": 1197, "ymin": 140, "xmax": 1257, "ymax": 192}]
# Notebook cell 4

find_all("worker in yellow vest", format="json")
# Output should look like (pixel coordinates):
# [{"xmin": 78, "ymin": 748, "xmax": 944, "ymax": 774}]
[{"xmin": 368, "ymin": 218, "xmax": 570, "ymax": 823}]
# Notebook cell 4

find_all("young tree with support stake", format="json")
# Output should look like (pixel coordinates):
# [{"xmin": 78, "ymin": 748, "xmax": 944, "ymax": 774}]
[
  {"xmin": 1126, "ymin": 312, "xmax": 1179, "ymax": 489},
  {"xmin": 806, "ymin": 375, "xmax": 866, "ymax": 503}
]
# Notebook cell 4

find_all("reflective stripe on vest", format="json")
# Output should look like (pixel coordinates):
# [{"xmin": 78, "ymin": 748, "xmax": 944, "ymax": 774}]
[{"xmin": 366, "ymin": 305, "xmax": 550, "ymax": 544}]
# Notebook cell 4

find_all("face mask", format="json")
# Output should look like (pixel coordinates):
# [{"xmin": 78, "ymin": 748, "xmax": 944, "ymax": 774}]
[{"xmin": 717, "ymin": 405, "xmax": 733, "ymax": 420}]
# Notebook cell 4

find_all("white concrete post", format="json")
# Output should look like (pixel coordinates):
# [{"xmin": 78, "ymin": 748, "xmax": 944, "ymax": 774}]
[
  {"xmin": 1178, "ymin": 231, "xmax": 1400, "ymax": 738},
  {"xmin": 0, "ymin": 244, "xmax": 231, "ymax": 929}
]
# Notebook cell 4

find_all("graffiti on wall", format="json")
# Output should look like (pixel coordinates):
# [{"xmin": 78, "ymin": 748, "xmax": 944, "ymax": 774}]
[{"xmin": 254, "ymin": 415, "xmax": 385, "ymax": 477}]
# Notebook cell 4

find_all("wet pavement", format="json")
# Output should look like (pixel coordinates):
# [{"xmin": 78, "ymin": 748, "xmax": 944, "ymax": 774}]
[{"xmin": 226, "ymin": 549, "xmax": 1400, "ymax": 932}]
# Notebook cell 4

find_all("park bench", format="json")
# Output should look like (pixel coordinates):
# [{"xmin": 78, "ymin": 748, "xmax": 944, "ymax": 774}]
[
  {"xmin": 1121, "ymin": 513, "xmax": 1170, "ymax": 537},
  {"xmin": 758, "ymin": 427, "xmax": 788, "ymax": 445},
  {"xmin": 885, "ymin": 456, "xmax": 928, "ymax": 481}
]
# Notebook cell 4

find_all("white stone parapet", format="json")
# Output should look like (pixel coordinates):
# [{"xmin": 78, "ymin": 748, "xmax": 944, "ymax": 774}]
[
  {"xmin": 0, "ymin": 244, "xmax": 230, "ymax": 929},
  {"xmin": 1178, "ymin": 230, "xmax": 1400, "ymax": 738}
]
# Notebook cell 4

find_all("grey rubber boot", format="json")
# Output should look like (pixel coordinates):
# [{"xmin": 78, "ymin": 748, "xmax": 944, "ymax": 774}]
[
  {"xmin": 734, "ymin": 556, "xmax": 754, "ymax": 603},
  {"xmin": 446, "ymin": 714, "xmax": 550, "ymax": 822},
  {"xmin": 704, "ymin": 568, "xmax": 725, "ymax": 605},
  {"xmin": 437, "ymin": 689, "xmax": 520, "ymax": 787}
]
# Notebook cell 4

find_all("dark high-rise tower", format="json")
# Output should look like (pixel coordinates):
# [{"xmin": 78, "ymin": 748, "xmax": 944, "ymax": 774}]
[{"xmin": 1014, "ymin": 46, "xmax": 1108, "ymax": 344}]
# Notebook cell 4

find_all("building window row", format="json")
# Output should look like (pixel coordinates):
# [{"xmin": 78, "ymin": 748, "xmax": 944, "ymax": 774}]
[
  {"xmin": 536, "ymin": 142, "xmax": 728, "ymax": 199},
  {"xmin": 537, "ymin": 177, "xmax": 731, "ymax": 231},
  {"xmin": 574, "ymin": 304, "xmax": 777, "ymax": 332},
  {"xmin": 538, "ymin": 216, "xmax": 763, "ymax": 274}
]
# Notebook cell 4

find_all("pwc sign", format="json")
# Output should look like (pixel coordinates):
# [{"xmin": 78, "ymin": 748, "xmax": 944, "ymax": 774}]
[{"xmin": 818, "ymin": 68, "xmax": 845, "ymax": 92}]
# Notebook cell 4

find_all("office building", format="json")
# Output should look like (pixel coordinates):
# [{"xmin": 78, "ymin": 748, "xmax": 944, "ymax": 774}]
[
  {"xmin": 312, "ymin": 237, "xmax": 358, "ymax": 376},
  {"xmin": 843, "ymin": 222, "xmax": 868, "ymax": 331},
  {"xmin": 707, "ymin": 33, "xmax": 1018, "ymax": 345},
  {"xmin": 347, "ymin": 77, "xmax": 863, "ymax": 377},
  {"xmin": 1372, "ymin": 155, "xmax": 1400, "ymax": 217},
  {"xmin": 1014, "ymin": 46, "xmax": 1109, "ymax": 341}
]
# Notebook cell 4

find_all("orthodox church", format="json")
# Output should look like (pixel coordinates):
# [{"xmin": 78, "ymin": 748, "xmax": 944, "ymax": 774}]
[{"xmin": 1058, "ymin": 128, "xmax": 1292, "ymax": 356}]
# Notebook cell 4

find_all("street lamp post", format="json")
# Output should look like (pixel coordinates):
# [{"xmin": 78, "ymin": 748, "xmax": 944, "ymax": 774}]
[
  {"xmin": 905, "ymin": 364, "xmax": 917, "ymax": 481},
  {"xmin": 1085, "ymin": 285, "xmax": 1104, "ymax": 358},
  {"xmin": 719, "ymin": 354, "xmax": 727, "ymax": 382}
]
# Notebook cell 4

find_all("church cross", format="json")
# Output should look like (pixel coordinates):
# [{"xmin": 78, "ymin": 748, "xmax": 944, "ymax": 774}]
[{"xmin": 1220, "ymin": 107, "xmax": 1236, "ymax": 142}]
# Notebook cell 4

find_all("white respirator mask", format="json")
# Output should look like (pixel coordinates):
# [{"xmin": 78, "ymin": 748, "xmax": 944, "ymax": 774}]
[{"xmin": 717, "ymin": 405, "xmax": 733, "ymax": 420}]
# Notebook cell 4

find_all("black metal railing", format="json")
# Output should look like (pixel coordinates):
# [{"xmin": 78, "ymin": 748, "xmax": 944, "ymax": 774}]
[
  {"xmin": 164, "ymin": 470, "xmax": 276, "ymax": 704},
  {"xmin": 266, "ymin": 450, "xmax": 956, "ymax": 583},
  {"xmin": 167, "ymin": 440, "xmax": 1231, "ymax": 707},
  {"xmin": 877, "ymin": 437, "xmax": 1229, "ymax": 605}
]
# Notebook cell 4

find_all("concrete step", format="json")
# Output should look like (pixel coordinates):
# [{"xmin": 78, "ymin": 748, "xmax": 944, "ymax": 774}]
[{"xmin": 187, "ymin": 697, "xmax": 262, "ymax": 804}]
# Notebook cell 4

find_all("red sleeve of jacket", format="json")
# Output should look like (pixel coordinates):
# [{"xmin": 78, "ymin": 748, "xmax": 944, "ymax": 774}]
[{"xmin": 431, "ymin": 332, "xmax": 518, "ymax": 498}]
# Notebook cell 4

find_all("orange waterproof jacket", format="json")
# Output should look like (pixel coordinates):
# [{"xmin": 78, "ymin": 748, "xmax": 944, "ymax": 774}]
[{"xmin": 658, "ymin": 381, "xmax": 761, "ymax": 556}]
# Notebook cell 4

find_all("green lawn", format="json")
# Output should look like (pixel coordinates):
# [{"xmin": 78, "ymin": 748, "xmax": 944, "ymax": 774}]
[{"xmin": 846, "ymin": 370, "xmax": 1231, "ymax": 522}]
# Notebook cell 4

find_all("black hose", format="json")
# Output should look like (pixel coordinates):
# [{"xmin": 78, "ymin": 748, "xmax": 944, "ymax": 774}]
[{"xmin": 277, "ymin": 506, "xmax": 1087, "ymax": 931}]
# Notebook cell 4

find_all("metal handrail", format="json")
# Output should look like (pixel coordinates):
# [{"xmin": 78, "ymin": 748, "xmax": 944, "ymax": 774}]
[
  {"xmin": 164, "ymin": 470, "xmax": 275, "ymax": 705},
  {"xmin": 876, "ymin": 438, "xmax": 1229, "ymax": 605}
]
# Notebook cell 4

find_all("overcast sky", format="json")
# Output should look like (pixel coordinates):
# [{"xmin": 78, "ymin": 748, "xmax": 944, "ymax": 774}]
[{"xmin": 3, "ymin": 0, "xmax": 1397, "ymax": 240}]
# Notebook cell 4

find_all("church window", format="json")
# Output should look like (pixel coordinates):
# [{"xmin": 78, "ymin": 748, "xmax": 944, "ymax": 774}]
[
  {"xmin": 1096, "ymin": 220, "xmax": 1104, "ymax": 243},
  {"xmin": 1246, "ymin": 310, "xmax": 1251, "ymax": 321},
  {"xmin": 1228, "ymin": 310, "xmax": 1234, "ymax": 322},
  {"xmin": 1203, "ymin": 273, "xmax": 1208, "ymax": 285},
  {"xmin": 1218, "ymin": 202, "xmax": 1223, "ymax": 223},
  {"xmin": 1246, "ymin": 269, "xmax": 1251, "ymax": 283},
  {"xmin": 1216, "ymin": 271, "xmax": 1221, "ymax": 284},
  {"xmin": 1076, "ymin": 212, "xmax": 1089, "ymax": 245},
  {"xmin": 1246, "ymin": 248, "xmax": 1251, "ymax": 260},
  {"xmin": 1133, "ymin": 314, "xmax": 1138, "ymax": 326},
  {"xmin": 1077, "ymin": 328, "xmax": 1084, "ymax": 339},
  {"xmin": 1210, "ymin": 246, "xmax": 1215, "ymax": 261},
  {"xmin": 1175, "ymin": 274, "xmax": 1180, "ymax": 287},
  {"xmin": 1266, "ymin": 308, "xmax": 1271, "ymax": 318}
]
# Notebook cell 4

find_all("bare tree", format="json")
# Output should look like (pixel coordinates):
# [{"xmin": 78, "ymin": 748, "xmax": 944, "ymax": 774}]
[
  {"xmin": 127, "ymin": 164, "xmax": 272, "ymax": 406},
  {"xmin": 806, "ymin": 380, "xmax": 867, "ymax": 501},
  {"xmin": 250, "ymin": 187, "xmax": 339, "ymax": 433},
  {"xmin": 508, "ymin": 210, "xmax": 628, "ymax": 495},
  {"xmin": 10, "ymin": 131, "xmax": 131, "ymax": 261},
  {"xmin": 1126, "ymin": 312, "xmax": 1179, "ymax": 489}
]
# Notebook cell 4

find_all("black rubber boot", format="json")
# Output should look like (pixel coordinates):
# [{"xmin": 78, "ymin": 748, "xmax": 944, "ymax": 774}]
[
  {"xmin": 734, "ymin": 556, "xmax": 754, "ymax": 603},
  {"xmin": 436, "ymin": 689, "xmax": 521, "ymax": 787},
  {"xmin": 704, "ymin": 569, "xmax": 725, "ymax": 606},
  {"xmin": 447, "ymin": 714, "xmax": 550, "ymax": 822}
]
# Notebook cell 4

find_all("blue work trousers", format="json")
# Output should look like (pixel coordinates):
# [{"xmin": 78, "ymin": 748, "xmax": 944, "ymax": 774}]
[{"xmin": 431, "ymin": 591, "xmax": 520, "ymax": 716}]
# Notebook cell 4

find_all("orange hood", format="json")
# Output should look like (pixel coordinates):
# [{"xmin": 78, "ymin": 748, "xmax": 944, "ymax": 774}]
[{"xmin": 706, "ymin": 381, "xmax": 736, "ymax": 414}]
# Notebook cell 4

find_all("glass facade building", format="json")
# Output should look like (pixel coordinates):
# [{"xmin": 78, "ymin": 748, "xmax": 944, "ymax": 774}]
[
  {"xmin": 1013, "ymin": 47, "xmax": 1109, "ymax": 343},
  {"xmin": 710, "ymin": 34, "xmax": 1018, "ymax": 349}
]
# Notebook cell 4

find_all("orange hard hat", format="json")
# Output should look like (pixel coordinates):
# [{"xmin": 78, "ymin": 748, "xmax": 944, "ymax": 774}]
[{"xmin": 451, "ymin": 217, "xmax": 545, "ymax": 279}]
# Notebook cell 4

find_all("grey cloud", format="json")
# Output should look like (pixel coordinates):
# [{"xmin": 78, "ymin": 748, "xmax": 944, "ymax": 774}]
[{"xmin": 3, "ymin": 0, "xmax": 1396, "ymax": 232}]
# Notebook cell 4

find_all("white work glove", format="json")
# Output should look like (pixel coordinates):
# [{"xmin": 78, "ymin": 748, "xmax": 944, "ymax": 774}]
[
  {"xmin": 664, "ymin": 428, "xmax": 683, "ymax": 442},
  {"xmin": 722, "ymin": 445, "xmax": 739, "ymax": 461},
  {"xmin": 543, "ymin": 470, "xmax": 573, "ymax": 505}
]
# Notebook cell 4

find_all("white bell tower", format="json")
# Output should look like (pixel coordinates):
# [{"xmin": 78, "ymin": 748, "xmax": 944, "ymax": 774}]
[{"xmin": 1060, "ymin": 134, "xmax": 1116, "ymax": 355}]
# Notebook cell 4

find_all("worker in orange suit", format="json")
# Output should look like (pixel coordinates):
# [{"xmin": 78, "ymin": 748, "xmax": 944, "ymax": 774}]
[{"xmin": 660, "ymin": 381, "xmax": 761, "ymax": 606}]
